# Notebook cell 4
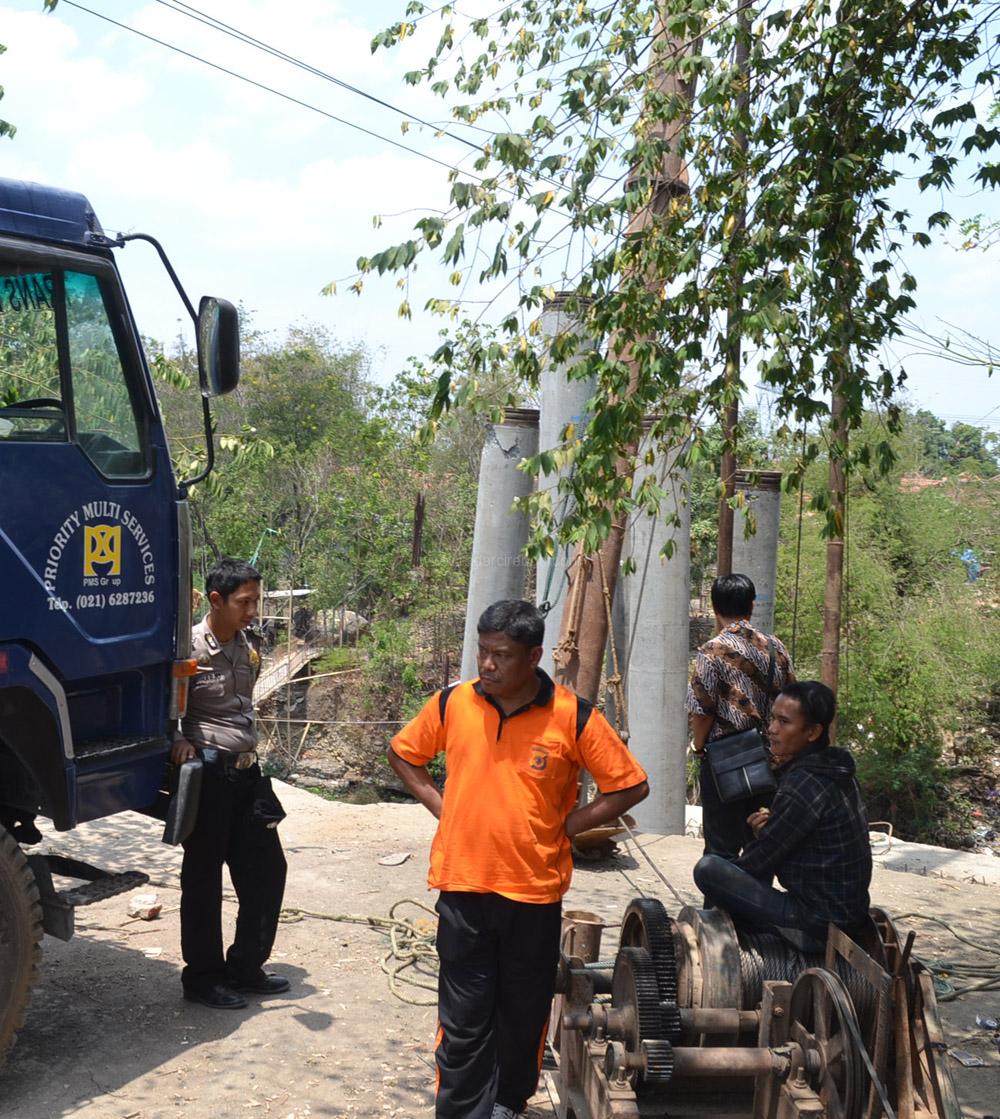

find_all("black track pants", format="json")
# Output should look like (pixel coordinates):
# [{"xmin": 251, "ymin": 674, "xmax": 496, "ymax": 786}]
[
  {"xmin": 434, "ymin": 891, "xmax": 561, "ymax": 1118},
  {"xmin": 180, "ymin": 763, "xmax": 287, "ymax": 991}
]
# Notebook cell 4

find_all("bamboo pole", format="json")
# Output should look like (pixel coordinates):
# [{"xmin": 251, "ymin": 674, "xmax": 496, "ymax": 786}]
[
  {"xmin": 717, "ymin": 11, "xmax": 751, "ymax": 578},
  {"xmin": 820, "ymin": 392, "xmax": 846, "ymax": 717}
]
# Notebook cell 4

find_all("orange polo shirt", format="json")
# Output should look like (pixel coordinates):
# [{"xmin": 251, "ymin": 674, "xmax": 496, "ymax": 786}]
[{"xmin": 390, "ymin": 672, "xmax": 647, "ymax": 903}]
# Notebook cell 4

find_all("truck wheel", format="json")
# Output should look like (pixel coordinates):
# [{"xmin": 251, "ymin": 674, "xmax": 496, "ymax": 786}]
[{"xmin": 0, "ymin": 823, "xmax": 43, "ymax": 1064}]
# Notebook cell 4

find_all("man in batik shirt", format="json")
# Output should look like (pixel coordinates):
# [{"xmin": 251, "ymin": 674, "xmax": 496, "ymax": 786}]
[{"xmin": 687, "ymin": 573, "xmax": 794, "ymax": 861}]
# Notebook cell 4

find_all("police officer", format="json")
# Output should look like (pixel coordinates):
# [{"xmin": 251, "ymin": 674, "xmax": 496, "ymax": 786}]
[{"xmin": 170, "ymin": 558, "xmax": 289, "ymax": 1009}]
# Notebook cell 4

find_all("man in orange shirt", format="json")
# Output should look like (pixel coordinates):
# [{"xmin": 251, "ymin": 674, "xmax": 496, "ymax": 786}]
[{"xmin": 389, "ymin": 599, "xmax": 648, "ymax": 1119}]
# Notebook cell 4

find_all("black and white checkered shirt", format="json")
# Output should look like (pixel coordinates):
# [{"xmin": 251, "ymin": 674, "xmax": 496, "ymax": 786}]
[{"xmin": 736, "ymin": 743, "xmax": 872, "ymax": 930}]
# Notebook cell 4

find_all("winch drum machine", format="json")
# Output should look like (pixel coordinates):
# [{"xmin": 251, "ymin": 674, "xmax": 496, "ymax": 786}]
[{"xmin": 550, "ymin": 899, "xmax": 960, "ymax": 1119}]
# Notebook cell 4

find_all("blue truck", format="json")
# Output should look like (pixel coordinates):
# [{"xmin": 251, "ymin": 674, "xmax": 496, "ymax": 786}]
[{"xmin": 0, "ymin": 178, "xmax": 239, "ymax": 1060}]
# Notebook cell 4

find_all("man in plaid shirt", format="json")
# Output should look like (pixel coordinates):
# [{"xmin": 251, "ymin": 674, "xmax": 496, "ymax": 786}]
[{"xmin": 694, "ymin": 681, "xmax": 872, "ymax": 947}]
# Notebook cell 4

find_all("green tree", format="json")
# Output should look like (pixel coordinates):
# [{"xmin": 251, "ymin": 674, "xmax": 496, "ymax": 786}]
[
  {"xmin": 949, "ymin": 421, "xmax": 999, "ymax": 475},
  {"xmin": 0, "ymin": 43, "xmax": 14, "ymax": 140},
  {"xmin": 358, "ymin": 0, "xmax": 999, "ymax": 556},
  {"xmin": 154, "ymin": 321, "xmax": 482, "ymax": 621},
  {"xmin": 775, "ymin": 409, "xmax": 1000, "ymax": 843},
  {"xmin": 907, "ymin": 410, "xmax": 998, "ymax": 477},
  {"xmin": 687, "ymin": 410, "xmax": 774, "ymax": 590}
]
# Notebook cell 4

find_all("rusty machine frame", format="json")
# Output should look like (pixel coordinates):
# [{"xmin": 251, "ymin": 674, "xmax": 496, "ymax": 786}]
[{"xmin": 551, "ymin": 900, "xmax": 960, "ymax": 1119}]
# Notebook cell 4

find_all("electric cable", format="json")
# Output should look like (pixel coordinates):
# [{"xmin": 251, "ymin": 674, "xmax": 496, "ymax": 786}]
[
  {"xmin": 151, "ymin": 0, "xmax": 489, "ymax": 151},
  {"xmin": 63, "ymin": 0, "xmax": 625, "ymax": 299},
  {"xmin": 893, "ymin": 912, "xmax": 1000, "ymax": 1002},
  {"xmin": 60, "ymin": 0, "xmax": 478, "ymax": 179},
  {"xmin": 616, "ymin": 816, "xmax": 687, "ymax": 908},
  {"xmin": 65, "ymin": 0, "xmax": 612, "ymax": 210}
]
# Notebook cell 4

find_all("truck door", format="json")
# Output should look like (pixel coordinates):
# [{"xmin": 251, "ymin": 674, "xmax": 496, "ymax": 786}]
[{"xmin": 0, "ymin": 241, "xmax": 178, "ymax": 821}]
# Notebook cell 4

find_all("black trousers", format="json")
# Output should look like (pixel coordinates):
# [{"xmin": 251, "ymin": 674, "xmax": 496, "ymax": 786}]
[
  {"xmin": 699, "ymin": 753, "xmax": 773, "ymax": 862},
  {"xmin": 180, "ymin": 762, "xmax": 287, "ymax": 991},
  {"xmin": 434, "ymin": 891, "xmax": 561, "ymax": 1119}
]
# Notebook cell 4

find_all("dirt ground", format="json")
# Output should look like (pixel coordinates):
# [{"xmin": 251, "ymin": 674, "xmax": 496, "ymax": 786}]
[{"xmin": 3, "ymin": 784, "xmax": 999, "ymax": 1119}]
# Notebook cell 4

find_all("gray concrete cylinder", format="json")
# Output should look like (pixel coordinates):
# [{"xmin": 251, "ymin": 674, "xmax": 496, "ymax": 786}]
[
  {"xmin": 536, "ymin": 294, "xmax": 597, "ymax": 675},
  {"xmin": 619, "ymin": 436, "xmax": 691, "ymax": 836},
  {"xmin": 460, "ymin": 409, "xmax": 540, "ymax": 681},
  {"xmin": 732, "ymin": 470, "xmax": 782, "ymax": 636}
]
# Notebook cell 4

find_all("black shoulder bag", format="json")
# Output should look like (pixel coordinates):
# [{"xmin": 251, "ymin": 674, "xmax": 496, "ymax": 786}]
[{"xmin": 704, "ymin": 638, "xmax": 778, "ymax": 803}]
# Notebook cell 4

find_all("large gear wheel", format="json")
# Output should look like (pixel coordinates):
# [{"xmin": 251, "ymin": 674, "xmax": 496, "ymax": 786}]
[
  {"xmin": 620, "ymin": 897, "xmax": 679, "ymax": 1005},
  {"xmin": 611, "ymin": 946, "xmax": 668, "ymax": 1096},
  {"xmin": 658, "ymin": 1001, "xmax": 682, "ymax": 1043}
]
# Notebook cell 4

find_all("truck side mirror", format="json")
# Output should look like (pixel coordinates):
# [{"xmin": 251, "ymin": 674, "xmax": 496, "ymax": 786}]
[{"xmin": 197, "ymin": 296, "xmax": 240, "ymax": 397}]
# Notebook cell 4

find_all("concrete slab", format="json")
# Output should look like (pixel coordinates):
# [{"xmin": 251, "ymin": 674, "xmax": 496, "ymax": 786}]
[{"xmin": 872, "ymin": 835, "xmax": 1000, "ymax": 886}]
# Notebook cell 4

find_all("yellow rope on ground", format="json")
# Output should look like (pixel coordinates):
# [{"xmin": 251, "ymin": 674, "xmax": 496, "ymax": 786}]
[{"xmin": 279, "ymin": 897, "xmax": 439, "ymax": 1006}]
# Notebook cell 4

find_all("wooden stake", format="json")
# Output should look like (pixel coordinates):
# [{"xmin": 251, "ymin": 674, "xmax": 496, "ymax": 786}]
[{"xmin": 820, "ymin": 391, "xmax": 846, "ymax": 722}]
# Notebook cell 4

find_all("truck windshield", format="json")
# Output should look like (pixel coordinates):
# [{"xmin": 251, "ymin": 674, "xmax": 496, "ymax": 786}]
[{"xmin": 0, "ymin": 264, "xmax": 148, "ymax": 478}]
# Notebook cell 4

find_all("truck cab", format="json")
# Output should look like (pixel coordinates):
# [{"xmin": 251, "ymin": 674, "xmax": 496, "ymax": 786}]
[{"xmin": 0, "ymin": 178, "xmax": 238, "ymax": 1059}]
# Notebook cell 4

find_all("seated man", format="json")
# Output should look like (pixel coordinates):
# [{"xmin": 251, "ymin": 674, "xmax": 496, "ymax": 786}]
[{"xmin": 693, "ymin": 681, "xmax": 871, "ymax": 947}]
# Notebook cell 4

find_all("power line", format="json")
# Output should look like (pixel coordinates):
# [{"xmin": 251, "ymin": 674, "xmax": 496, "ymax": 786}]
[
  {"xmin": 61, "ymin": 0, "xmax": 595, "ymax": 221},
  {"xmin": 151, "ymin": 0, "xmax": 489, "ymax": 151},
  {"xmin": 969, "ymin": 403, "xmax": 1000, "ymax": 426},
  {"xmin": 61, "ymin": 0, "xmax": 476, "ymax": 179}
]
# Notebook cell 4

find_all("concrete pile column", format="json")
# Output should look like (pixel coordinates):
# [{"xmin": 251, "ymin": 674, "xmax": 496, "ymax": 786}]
[
  {"xmin": 460, "ymin": 409, "xmax": 539, "ymax": 682},
  {"xmin": 536, "ymin": 294, "xmax": 597, "ymax": 675},
  {"xmin": 618, "ymin": 432, "xmax": 691, "ymax": 835},
  {"xmin": 732, "ymin": 469, "xmax": 782, "ymax": 636}
]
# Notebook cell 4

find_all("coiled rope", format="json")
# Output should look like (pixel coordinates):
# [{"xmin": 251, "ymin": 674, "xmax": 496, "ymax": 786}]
[{"xmin": 279, "ymin": 898, "xmax": 439, "ymax": 1006}]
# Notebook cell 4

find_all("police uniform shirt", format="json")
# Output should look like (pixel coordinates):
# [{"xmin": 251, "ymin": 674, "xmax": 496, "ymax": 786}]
[{"xmin": 181, "ymin": 619, "xmax": 259, "ymax": 754}]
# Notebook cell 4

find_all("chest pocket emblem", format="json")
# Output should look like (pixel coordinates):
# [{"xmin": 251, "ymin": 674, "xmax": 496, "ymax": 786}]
[{"xmin": 529, "ymin": 746, "xmax": 549, "ymax": 773}]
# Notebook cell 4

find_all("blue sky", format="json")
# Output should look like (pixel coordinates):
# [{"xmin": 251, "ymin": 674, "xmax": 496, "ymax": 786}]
[{"xmin": 2, "ymin": 0, "xmax": 998, "ymax": 430}]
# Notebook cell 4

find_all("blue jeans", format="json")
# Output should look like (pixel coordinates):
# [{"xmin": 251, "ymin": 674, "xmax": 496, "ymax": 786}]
[{"xmin": 693, "ymin": 855, "xmax": 824, "ymax": 948}]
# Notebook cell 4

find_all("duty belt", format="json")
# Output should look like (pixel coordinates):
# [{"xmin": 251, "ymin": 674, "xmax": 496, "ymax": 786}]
[{"xmin": 199, "ymin": 747, "xmax": 258, "ymax": 771}]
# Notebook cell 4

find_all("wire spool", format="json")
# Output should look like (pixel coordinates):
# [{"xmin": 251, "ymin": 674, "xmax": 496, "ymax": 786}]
[
  {"xmin": 667, "ymin": 909, "xmax": 883, "ymax": 1052},
  {"xmin": 675, "ymin": 906, "xmax": 742, "ymax": 1044},
  {"xmin": 738, "ymin": 931, "xmax": 826, "ymax": 1010},
  {"xmin": 738, "ymin": 928, "xmax": 882, "ymax": 1048}
]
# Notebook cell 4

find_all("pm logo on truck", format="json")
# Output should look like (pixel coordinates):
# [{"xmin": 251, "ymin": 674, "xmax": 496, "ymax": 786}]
[{"xmin": 83, "ymin": 524, "xmax": 122, "ymax": 576}]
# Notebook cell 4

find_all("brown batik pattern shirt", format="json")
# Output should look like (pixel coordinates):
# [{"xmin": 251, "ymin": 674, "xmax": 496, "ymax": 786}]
[{"xmin": 686, "ymin": 620, "xmax": 795, "ymax": 742}]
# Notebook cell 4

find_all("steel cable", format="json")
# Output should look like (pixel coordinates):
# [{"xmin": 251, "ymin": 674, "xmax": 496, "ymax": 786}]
[
  {"xmin": 893, "ymin": 912, "xmax": 1000, "ymax": 1002},
  {"xmin": 737, "ymin": 931, "xmax": 879, "ymax": 1032}
]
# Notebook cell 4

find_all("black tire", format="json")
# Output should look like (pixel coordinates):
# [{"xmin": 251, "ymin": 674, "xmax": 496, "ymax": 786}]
[{"xmin": 0, "ymin": 823, "xmax": 43, "ymax": 1065}]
